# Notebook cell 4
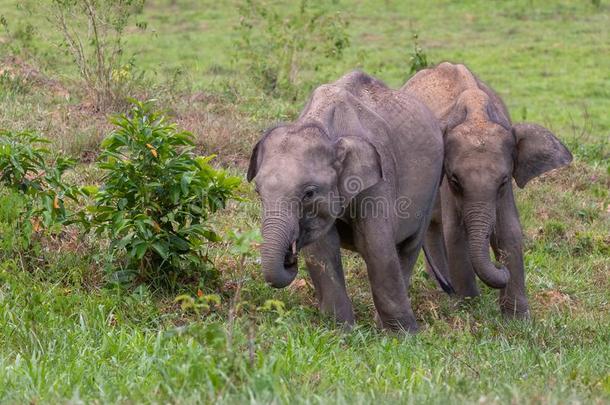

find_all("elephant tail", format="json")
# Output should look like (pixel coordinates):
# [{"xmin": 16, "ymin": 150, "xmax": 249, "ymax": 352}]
[{"xmin": 423, "ymin": 245, "xmax": 455, "ymax": 295}]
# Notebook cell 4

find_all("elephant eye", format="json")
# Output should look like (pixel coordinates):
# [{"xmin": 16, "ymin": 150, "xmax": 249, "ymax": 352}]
[
  {"xmin": 302, "ymin": 186, "xmax": 317, "ymax": 201},
  {"xmin": 448, "ymin": 174, "xmax": 462, "ymax": 193}
]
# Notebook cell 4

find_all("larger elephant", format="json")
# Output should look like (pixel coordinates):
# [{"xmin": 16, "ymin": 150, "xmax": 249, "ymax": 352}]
[
  {"xmin": 247, "ymin": 71, "xmax": 445, "ymax": 332},
  {"xmin": 402, "ymin": 62, "xmax": 573, "ymax": 317}
]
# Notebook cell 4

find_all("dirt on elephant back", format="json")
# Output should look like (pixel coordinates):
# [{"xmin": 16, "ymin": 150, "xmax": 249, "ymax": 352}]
[{"xmin": 0, "ymin": 55, "xmax": 70, "ymax": 98}]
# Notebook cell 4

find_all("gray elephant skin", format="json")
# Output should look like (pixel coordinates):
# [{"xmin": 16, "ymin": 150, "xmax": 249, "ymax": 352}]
[
  {"xmin": 402, "ymin": 62, "xmax": 573, "ymax": 317},
  {"xmin": 247, "ymin": 71, "xmax": 445, "ymax": 332}
]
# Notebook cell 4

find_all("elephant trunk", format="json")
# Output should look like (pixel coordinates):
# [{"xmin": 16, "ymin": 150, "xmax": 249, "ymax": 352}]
[
  {"xmin": 260, "ymin": 211, "xmax": 299, "ymax": 288},
  {"xmin": 463, "ymin": 201, "xmax": 510, "ymax": 289}
]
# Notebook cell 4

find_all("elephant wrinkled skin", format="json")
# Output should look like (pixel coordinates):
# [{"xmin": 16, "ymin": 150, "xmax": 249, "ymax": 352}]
[
  {"xmin": 402, "ymin": 62, "xmax": 573, "ymax": 317},
  {"xmin": 248, "ymin": 71, "xmax": 444, "ymax": 332}
]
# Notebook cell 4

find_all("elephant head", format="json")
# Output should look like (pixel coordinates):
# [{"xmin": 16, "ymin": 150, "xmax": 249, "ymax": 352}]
[
  {"xmin": 247, "ymin": 123, "xmax": 382, "ymax": 288},
  {"xmin": 442, "ymin": 89, "xmax": 572, "ymax": 289}
]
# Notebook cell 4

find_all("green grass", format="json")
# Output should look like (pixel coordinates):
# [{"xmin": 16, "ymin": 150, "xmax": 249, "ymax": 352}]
[{"xmin": 0, "ymin": 0, "xmax": 609, "ymax": 403}]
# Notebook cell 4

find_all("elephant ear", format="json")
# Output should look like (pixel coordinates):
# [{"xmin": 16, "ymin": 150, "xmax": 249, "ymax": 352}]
[
  {"xmin": 512, "ymin": 123, "xmax": 573, "ymax": 188},
  {"xmin": 246, "ymin": 139, "xmax": 262, "ymax": 182},
  {"xmin": 334, "ymin": 136, "xmax": 383, "ymax": 203},
  {"xmin": 440, "ymin": 99, "xmax": 467, "ymax": 134},
  {"xmin": 247, "ymin": 124, "xmax": 287, "ymax": 182},
  {"xmin": 440, "ymin": 101, "xmax": 468, "ymax": 134}
]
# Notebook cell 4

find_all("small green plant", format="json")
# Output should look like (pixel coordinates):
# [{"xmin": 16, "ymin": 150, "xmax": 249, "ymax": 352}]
[
  {"xmin": 408, "ymin": 33, "xmax": 430, "ymax": 75},
  {"xmin": 175, "ymin": 290, "xmax": 221, "ymax": 315},
  {"xmin": 0, "ymin": 130, "xmax": 49, "ymax": 190},
  {"xmin": 542, "ymin": 220, "xmax": 567, "ymax": 240},
  {"xmin": 0, "ymin": 189, "xmax": 32, "ymax": 255},
  {"xmin": 86, "ymin": 99, "xmax": 240, "ymax": 286},
  {"xmin": 224, "ymin": 228, "xmax": 262, "ymax": 342},
  {"xmin": 0, "ymin": 129, "xmax": 80, "ymax": 230},
  {"xmin": 235, "ymin": 0, "xmax": 350, "ymax": 99},
  {"xmin": 227, "ymin": 228, "xmax": 262, "ymax": 268}
]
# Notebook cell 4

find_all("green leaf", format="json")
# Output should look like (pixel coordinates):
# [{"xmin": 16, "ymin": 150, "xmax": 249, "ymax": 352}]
[
  {"xmin": 131, "ymin": 241, "xmax": 149, "ymax": 260},
  {"xmin": 180, "ymin": 173, "xmax": 192, "ymax": 195},
  {"xmin": 81, "ymin": 185, "xmax": 99, "ymax": 197},
  {"xmin": 151, "ymin": 241, "xmax": 169, "ymax": 259},
  {"xmin": 169, "ymin": 234, "xmax": 190, "ymax": 252}
]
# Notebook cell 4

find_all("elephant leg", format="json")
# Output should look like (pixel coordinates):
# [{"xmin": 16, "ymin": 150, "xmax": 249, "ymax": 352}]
[
  {"xmin": 302, "ymin": 226, "xmax": 355, "ymax": 325},
  {"xmin": 368, "ymin": 235, "xmax": 423, "ymax": 330},
  {"xmin": 398, "ymin": 233, "xmax": 425, "ymax": 289},
  {"xmin": 423, "ymin": 194, "xmax": 452, "ymax": 292},
  {"xmin": 354, "ymin": 218, "xmax": 418, "ymax": 333},
  {"xmin": 441, "ymin": 182, "xmax": 479, "ymax": 297},
  {"xmin": 491, "ymin": 188, "xmax": 529, "ymax": 318}
]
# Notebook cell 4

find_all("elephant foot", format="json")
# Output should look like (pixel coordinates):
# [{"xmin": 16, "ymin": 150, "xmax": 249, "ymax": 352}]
[
  {"xmin": 375, "ymin": 311, "xmax": 419, "ymax": 333},
  {"xmin": 451, "ymin": 288, "xmax": 480, "ymax": 311},
  {"xmin": 450, "ymin": 276, "xmax": 480, "ymax": 298},
  {"xmin": 500, "ymin": 295, "xmax": 530, "ymax": 319},
  {"xmin": 319, "ymin": 298, "xmax": 355, "ymax": 327},
  {"xmin": 502, "ymin": 309, "xmax": 530, "ymax": 320}
]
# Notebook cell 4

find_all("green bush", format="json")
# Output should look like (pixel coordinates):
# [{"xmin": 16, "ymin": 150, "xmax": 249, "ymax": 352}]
[
  {"xmin": 0, "ymin": 130, "xmax": 49, "ymax": 190},
  {"xmin": 0, "ymin": 189, "xmax": 32, "ymax": 256},
  {"xmin": 85, "ymin": 100, "xmax": 240, "ymax": 286},
  {"xmin": 0, "ymin": 129, "xmax": 79, "ymax": 230}
]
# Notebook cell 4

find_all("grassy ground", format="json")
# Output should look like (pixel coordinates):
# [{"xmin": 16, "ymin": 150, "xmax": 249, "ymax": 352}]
[{"xmin": 0, "ymin": 0, "xmax": 609, "ymax": 403}]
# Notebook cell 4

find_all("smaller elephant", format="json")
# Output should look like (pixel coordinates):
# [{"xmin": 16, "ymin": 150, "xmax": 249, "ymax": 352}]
[
  {"xmin": 247, "ymin": 71, "xmax": 445, "ymax": 332},
  {"xmin": 402, "ymin": 62, "xmax": 572, "ymax": 317}
]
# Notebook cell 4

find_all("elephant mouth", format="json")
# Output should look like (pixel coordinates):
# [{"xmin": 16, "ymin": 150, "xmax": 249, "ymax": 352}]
[{"xmin": 283, "ymin": 240, "xmax": 299, "ymax": 270}]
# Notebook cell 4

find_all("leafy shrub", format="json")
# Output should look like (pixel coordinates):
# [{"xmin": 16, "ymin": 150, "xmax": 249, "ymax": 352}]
[
  {"xmin": 0, "ymin": 130, "xmax": 48, "ymax": 190},
  {"xmin": 235, "ymin": 0, "xmax": 350, "ymax": 100},
  {"xmin": 0, "ymin": 129, "xmax": 80, "ymax": 229},
  {"xmin": 85, "ymin": 100, "xmax": 240, "ymax": 286},
  {"xmin": 408, "ymin": 33, "xmax": 430, "ymax": 75},
  {"xmin": 0, "ymin": 189, "xmax": 32, "ymax": 255},
  {"xmin": 43, "ymin": 0, "xmax": 145, "ymax": 111}
]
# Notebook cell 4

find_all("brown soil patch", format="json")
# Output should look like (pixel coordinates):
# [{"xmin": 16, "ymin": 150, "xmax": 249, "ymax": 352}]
[
  {"xmin": 532, "ymin": 161, "xmax": 609, "ymax": 191},
  {"xmin": 414, "ymin": 288, "xmax": 446, "ymax": 320},
  {"xmin": 534, "ymin": 289, "xmax": 577, "ymax": 311},
  {"xmin": 0, "ymin": 56, "xmax": 70, "ymax": 98}
]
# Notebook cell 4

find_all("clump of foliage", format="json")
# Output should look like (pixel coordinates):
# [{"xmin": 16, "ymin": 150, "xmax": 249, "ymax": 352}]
[
  {"xmin": 235, "ymin": 0, "xmax": 350, "ymax": 100},
  {"xmin": 85, "ymin": 100, "xmax": 240, "ymax": 286},
  {"xmin": 0, "ymin": 129, "xmax": 80, "ymax": 232},
  {"xmin": 44, "ymin": 0, "xmax": 145, "ymax": 111},
  {"xmin": 408, "ymin": 33, "xmax": 430, "ymax": 75}
]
